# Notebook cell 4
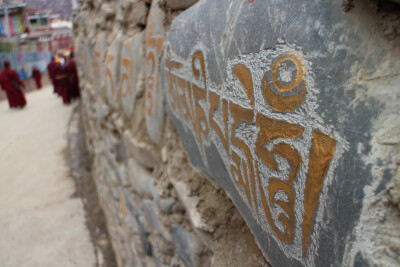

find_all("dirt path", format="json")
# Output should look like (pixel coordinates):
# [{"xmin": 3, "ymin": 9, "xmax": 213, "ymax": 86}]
[{"xmin": 0, "ymin": 87, "xmax": 96, "ymax": 267}]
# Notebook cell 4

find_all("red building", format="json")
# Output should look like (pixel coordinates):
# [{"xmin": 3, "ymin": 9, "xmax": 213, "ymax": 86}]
[
  {"xmin": 49, "ymin": 20, "xmax": 73, "ymax": 53},
  {"xmin": 22, "ymin": 8, "xmax": 51, "ymax": 51},
  {"xmin": 22, "ymin": 8, "xmax": 72, "ymax": 54}
]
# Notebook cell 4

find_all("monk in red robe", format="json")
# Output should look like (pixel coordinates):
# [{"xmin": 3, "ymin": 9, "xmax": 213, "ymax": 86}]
[
  {"xmin": 54, "ymin": 60, "xmax": 70, "ymax": 104},
  {"xmin": 0, "ymin": 61, "xmax": 27, "ymax": 109},
  {"xmin": 32, "ymin": 66, "xmax": 42, "ymax": 89},
  {"xmin": 66, "ymin": 54, "xmax": 80, "ymax": 100},
  {"xmin": 47, "ymin": 57, "xmax": 56, "ymax": 93}
]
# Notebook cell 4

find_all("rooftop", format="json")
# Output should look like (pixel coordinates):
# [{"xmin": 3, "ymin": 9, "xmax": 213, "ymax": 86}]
[{"xmin": 0, "ymin": 0, "xmax": 27, "ymax": 8}]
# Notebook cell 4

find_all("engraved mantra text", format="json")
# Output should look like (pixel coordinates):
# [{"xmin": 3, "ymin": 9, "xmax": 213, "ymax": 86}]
[
  {"xmin": 145, "ymin": 32, "xmax": 164, "ymax": 117},
  {"xmin": 165, "ymin": 50, "xmax": 336, "ymax": 257}
]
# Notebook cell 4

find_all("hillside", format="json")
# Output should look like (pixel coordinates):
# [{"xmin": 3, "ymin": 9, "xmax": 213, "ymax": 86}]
[{"xmin": 26, "ymin": 0, "xmax": 73, "ymax": 21}]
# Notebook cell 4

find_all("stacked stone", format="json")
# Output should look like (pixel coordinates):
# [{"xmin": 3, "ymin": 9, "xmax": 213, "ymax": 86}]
[
  {"xmin": 73, "ymin": 0, "xmax": 400, "ymax": 266},
  {"xmin": 73, "ymin": 0, "xmax": 268, "ymax": 266}
]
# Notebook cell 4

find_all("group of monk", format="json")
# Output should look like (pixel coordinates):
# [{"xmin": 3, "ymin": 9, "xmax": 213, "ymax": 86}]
[
  {"xmin": 0, "ymin": 54, "xmax": 80, "ymax": 110},
  {"xmin": 47, "ymin": 54, "xmax": 80, "ymax": 105}
]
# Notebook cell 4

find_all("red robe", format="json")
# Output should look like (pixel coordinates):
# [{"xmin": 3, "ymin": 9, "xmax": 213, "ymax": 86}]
[
  {"xmin": 54, "ymin": 65, "xmax": 70, "ymax": 104},
  {"xmin": 32, "ymin": 68, "xmax": 42, "ymax": 89},
  {"xmin": 0, "ymin": 68, "xmax": 27, "ymax": 109},
  {"xmin": 66, "ymin": 60, "xmax": 80, "ymax": 99},
  {"xmin": 47, "ymin": 60, "xmax": 56, "ymax": 91}
]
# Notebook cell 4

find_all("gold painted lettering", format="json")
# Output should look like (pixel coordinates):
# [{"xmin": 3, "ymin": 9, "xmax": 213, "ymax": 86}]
[
  {"xmin": 208, "ymin": 91, "xmax": 230, "ymax": 154},
  {"xmin": 165, "ymin": 49, "xmax": 183, "ymax": 111},
  {"xmin": 105, "ymin": 54, "xmax": 116, "ymax": 94},
  {"xmin": 145, "ymin": 35, "xmax": 164, "ymax": 117},
  {"xmin": 192, "ymin": 51, "xmax": 206, "ymax": 89},
  {"xmin": 192, "ymin": 84, "xmax": 210, "ymax": 150},
  {"xmin": 262, "ymin": 52, "xmax": 307, "ymax": 113},
  {"xmin": 229, "ymin": 102, "xmax": 258, "ymax": 215},
  {"xmin": 120, "ymin": 57, "xmax": 133, "ymax": 98},
  {"xmin": 255, "ymin": 114, "xmax": 304, "ymax": 242},
  {"xmin": 233, "ymin": 64, "xmax": 255, "ymax": 108},
  {"xmin": 166, "ymin": 71, "xmax": 179, "ymax": 111},
  {"xmin": 176, "ymin": 77, "xmax": 191, "ymax": 121},
  {"xmin": 302, "ymin": 130, "xmax": 336, "ymax": 257},
  {"xmin": 146, "ymin": 51, "xmax": 156, "ymax": 116}
]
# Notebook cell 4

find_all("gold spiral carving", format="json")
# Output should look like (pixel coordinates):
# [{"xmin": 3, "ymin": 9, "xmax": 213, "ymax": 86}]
[{"xmin": 263, "ymin": 52, "xmax": 307, "ymax": 113}]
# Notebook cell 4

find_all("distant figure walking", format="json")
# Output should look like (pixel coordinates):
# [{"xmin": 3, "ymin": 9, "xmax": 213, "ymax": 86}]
[
  {"xmin": 47, "ymin": 57, "xmax": 56, "ymax": 93},
  {"xmin": 66, "ymin": 54, "xmax": 80, "ymax": 100},
  {"xmin": 0, "ymin": 61, "xmax": 27, "ymax": 109},
  {"xmin": 32, "ymin": 66, "xmax": 42, "ymax": 89},
  {"xmin": 54, "ymin": 59, "xmax": 70, "ymax": 105}
]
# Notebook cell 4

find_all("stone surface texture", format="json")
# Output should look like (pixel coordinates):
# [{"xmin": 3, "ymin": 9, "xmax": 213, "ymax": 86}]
[
  {"xmin": 74, "ymin": 0, "xmax": 400, "ymax": 266},
  {"xmin": 121, "ymin": 33, "xmax": 145, "ymax": 118},
  {"xmin": 105, "ymin": 33, "xmax": 124, "ymax": 109},
  {"xmin": 166, "ymin": 0, "xmax": 198, "ymax": 10},
  {"xmin": 145, "ymin": 0, "xmax": 166, "ymax": 144}
]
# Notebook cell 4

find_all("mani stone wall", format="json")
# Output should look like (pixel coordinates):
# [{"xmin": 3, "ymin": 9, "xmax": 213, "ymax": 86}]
[{"xmin": 73, "ymin": 0, "xmax": 400, "ymax": 266}]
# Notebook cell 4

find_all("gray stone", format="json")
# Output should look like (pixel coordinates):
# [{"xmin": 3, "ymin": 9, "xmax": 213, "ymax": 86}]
[
  {"xmin": 101, "ymin": 156, "xmax": 119, "ymax": 186},
  {"xmin": 142, "ymin": 200, "xmax": 172, "ymax": 241},
  {"xmin": 92, "ymin": 33, "xmax": 106, "ymax": 93},
  {"xmin": 161, "ymin": 146, "xmax": 168, "ymax": 163},
  {"xmin": 94, "ymin": 102, "xmax": 110, "ymax": 121},
  {"xmin": 126, "ymin": 158, "xmax": 159, "ymax": 199},
  {"xmin": 112, "ymin": 187, "xmax": 120, "ymax": 201},
  {"xmin": 85, "ymin": 39, "xmax": 94, "ymax": 82},
  {"xmin": 105, "ymin": 33, "xmax": 124, "ymax": 108},
  {"xmin": 173, "ymin": 182, "xmax": 212, "ymax": 232},
  {"xmin": 111, "ymin": 114, "xmax": 124, "ymax": 134},
  {"xmin": 119, "ymin": 165, "xmax": 129, "ymax": 187},
  {"xmin": 171, "ymin": 225, "xmax": 202, "ymax": 267},
  {"xmin": 122, "ymin": 190, "xmax": 153, "ymax": 257},
  {"xmin": 104, "ymin": 150, "xmax": 126, "ymax": 186},
  {"xmin": 165, "ymin": 0, "xmax": 198, "ymax": 10},
  {"xmin": 101, "ymin": 2, "xmax": 115, "ymax": 19},
  {"xmin": 161, "ymin": 1, "xmax": 400, "ymax": 266},
  {"xmin": 158, "ymin": 197, "xmax": 175, "ymax": 214},
  {"xmin": 120, "ymin": 33, "xmax": 145, "ymax": 118},
  {"xmin": 123, "ymin": 130, "xmax": 159, "ymax": 168},
  {"xmin": 145, "ymin": 0, "xmax": 166, "ymax": 144},
  {"xmin": 137, "ymin": 212, "xmax": 152, "ymax": 256},
  {"xmin": 76, "ymin": 40, "xmax": 90, "ymax": 80},
  {"xmin": 115, "ymin": 141, "xmax": 127, "ymax": 164}
]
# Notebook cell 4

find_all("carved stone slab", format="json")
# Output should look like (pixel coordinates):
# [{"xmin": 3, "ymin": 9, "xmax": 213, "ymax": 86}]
[
  {"xmin": 166, "ymin": 0, "xmax": 198, "ymax": 10},
  {"xmin": 120, "ymin": 33, "xmax": 145, "ymax": 118},
  {"xmin": 145, "ymin": 0, "xmax": 165, "ymax": 144},
  {"xmin": 161, "ymin": 1, "xmax": 397, "ymax": 266},
  {"xmin": 105, "ymin": 33, "xmax": 124, "ymax": 108},
  {"xmin": 85, "ymin": 39, "xmax": 94, "ymax": 82},
  {"xmin": 75, "ymin": 41, "xmax": 86, "ymax": 77},
  {"xmin": 76, "ymin": 39, "xmax": 92, "ymax": 81},
  {"xmin": 93, "ymin": 33, "xmax": 106, "ymax": 93}
]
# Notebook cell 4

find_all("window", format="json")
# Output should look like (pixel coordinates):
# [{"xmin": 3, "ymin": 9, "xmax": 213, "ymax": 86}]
[
  {"xmin": 28, "ymin": 12, "xmax": 49, "ymax": 29},
  {"xmin": 29, "ymin": 18, "xmax": 38, "ymax": 27},
  {"xmin": 39, "ymin": 17, "xmax": 47, "ymax": 26}
]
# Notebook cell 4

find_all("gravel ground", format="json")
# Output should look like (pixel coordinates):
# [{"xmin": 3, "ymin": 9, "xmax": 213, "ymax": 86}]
[{"xmin": 0, "ymin": 87, "xmax": 96, "ymax": 267}]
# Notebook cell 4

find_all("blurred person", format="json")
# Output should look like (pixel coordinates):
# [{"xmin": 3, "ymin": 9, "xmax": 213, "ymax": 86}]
[
  {"xmin": 0, "ymin": 61, "xmax": 27, "ymax": 109},
  {"xmin": 32, "ymin": 65, "xmax": 42, "ymax": 89},
  {"xmin": 47, "ymin": 56, "xmax": 56, "ymax": 93},
  {"xmin": 18, "ymin": 68, "xmax": 26, "ymax": 80},
  {"xmin": 54, "ymin": 59, "xmax": 70, "ymax": 104},
  {"xmin": 59, "ymin": 56, "xmax": 66, "ymax": 66},
  {"xmin": 66, "ymin": 53, "xmax": 80, "ymax": 100},
  {"xmin": 53, "ymin": 58, "xmax": 63, "ymax": 96}
]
